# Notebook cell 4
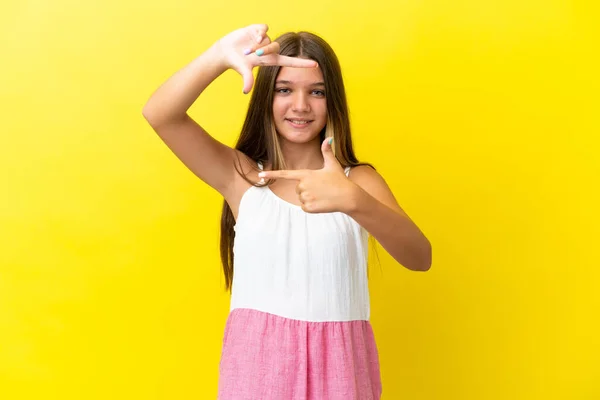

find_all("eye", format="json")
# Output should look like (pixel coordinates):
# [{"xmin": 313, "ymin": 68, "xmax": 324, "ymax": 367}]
[
  {"xmin": 275, "ymin": 88, "xmax": 290, "ymax": 94},
  {"xmin": 312, "ymin": 90, "xmax": 326, "ymax": 97}
]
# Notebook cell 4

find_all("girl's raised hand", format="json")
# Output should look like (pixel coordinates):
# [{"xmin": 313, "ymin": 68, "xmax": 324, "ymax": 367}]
[{"xmin": 217, "ymin": 24, "xmax": 318, "ymax": 94}]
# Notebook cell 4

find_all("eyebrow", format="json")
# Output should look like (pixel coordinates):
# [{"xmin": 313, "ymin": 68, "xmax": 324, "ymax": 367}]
[{"xmin": 275, "ymin": 80, "xmax": 325, "ymax": 87}]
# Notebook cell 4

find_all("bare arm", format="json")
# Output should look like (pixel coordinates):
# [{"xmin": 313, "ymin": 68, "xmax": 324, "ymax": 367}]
[
  {"xmin": 142, "ymin": 24, "xmax": 317, "ymax": 199},
  {"xmin": 347, "ymin": 166, "xmax": 432, "ymax": 271},
  {"xmin": 142, "ymin": 44, "xmax": 239, "ymax": 196}
]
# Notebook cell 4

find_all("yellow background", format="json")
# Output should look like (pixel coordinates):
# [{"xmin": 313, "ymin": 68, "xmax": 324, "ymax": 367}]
[{"xmin": 1, "ymin": 0, "xmax": 598, "ymax": 398}]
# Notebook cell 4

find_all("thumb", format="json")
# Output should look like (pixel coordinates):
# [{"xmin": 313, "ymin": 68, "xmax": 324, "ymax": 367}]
[
  {"xmin": 236, "ymin": 65, "xmax": 255, "ymax": 95},
  {"xmin": 321, "ymin": 137, "xmax": 340, "ymax": 170}
]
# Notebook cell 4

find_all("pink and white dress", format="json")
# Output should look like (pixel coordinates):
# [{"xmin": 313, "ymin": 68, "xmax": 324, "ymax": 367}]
[{"xmin": 217, "ymin": 164, "xmax": 382, "ymax": 400}]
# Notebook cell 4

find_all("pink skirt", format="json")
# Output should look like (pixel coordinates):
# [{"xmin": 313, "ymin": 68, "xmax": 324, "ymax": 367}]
[{"xmin": 217, "ymin": 308, "xmax": 382, "ymax": 400}]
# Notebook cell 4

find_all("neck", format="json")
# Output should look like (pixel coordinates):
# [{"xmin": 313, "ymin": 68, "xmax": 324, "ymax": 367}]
[{"xmin": 278, "ymin": 137, "xmax": 324, "ymax": 170}]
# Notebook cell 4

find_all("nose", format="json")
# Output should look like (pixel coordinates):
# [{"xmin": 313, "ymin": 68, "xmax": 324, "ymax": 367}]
[{"xmin": 291, "ymin": 92, "xmax": 310, "ymax": 112}]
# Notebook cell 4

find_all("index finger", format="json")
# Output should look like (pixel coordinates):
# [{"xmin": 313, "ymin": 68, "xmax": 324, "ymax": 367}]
[
  {"xmin": 246, "ymin": 24, "xmax": 269, "ymax": 42},
  {"xmin": 275, "ymin": 55, "xmax": 318, "ymax": 68},
  {"xmin": 259, "ymin": 169, "xmax": 308, "ymax": 180}
]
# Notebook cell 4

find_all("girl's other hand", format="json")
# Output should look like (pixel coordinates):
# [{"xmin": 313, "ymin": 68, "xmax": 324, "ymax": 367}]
[{"xmin": 257, "ymin": 138, "xmax": 358, "ymax": 214}]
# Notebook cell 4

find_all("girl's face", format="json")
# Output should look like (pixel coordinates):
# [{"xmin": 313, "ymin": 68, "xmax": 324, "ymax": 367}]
[{"xmin": 272, "ymin": 65, "xmax": 328, "ymax": 145}]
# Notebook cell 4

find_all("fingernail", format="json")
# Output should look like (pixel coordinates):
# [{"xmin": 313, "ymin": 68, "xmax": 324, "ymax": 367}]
[
  {"xmin": 256, "ymin": 49, "xmax": 264, "ymax": 56},
  {"xmin": 243, "ymin": 48, "xmax": 251, "ymax": 55},
  {"xmin": 258, "ymin": 172, "xmax": 265, "ymax": 178},
  {"xmin": 328, "ymin": 138, "xmax": 333, "ymax": 145}
]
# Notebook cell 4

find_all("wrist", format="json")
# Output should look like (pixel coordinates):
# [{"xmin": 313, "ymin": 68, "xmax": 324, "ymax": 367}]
[
  {"xmin": 205, "ymin": 41, "xmax": 230, "ymax": 72},
  {"xmin": 343, "ymin": 182, "xmax": 367, "ymax": 216}
]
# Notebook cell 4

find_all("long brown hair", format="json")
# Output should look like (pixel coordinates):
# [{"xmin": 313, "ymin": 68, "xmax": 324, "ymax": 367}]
[{"xmin": 220, "ymin": 31, "xmax": 374, "ymax": 291}]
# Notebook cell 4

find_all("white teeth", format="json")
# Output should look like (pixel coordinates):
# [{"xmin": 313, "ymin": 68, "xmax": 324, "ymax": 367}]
[{"xmin": 289, "ymin": 120, "xmax": 309, "ymax": 124}]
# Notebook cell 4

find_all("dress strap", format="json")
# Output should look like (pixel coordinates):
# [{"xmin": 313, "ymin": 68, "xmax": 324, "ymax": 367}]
[
  {"xmin": 257, "ymin": 161, "xmax": 265, "ymax": 184},
  {"xmin": 344, "ymin": 166, "xmax": 351, "ymax": 177}
]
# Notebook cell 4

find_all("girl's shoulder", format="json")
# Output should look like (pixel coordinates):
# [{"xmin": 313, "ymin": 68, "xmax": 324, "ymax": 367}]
[
  {"xmin": 347, "ymin": 164, "xmax": 380, "ymax": 185},
  {"xmin": 347, "ymin": 164, "xmax": 405, "ymax": 213}
]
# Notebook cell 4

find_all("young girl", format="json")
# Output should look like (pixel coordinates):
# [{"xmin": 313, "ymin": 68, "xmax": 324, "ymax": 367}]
[{"xmin": 143, "ymin": 24, "xmax": 431, "ymax": 400}]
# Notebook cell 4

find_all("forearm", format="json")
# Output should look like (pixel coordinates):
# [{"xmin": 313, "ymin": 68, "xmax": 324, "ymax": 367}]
[
  {"xmin": 142, "ymin": 43, "xmax": 227, "ymax": 126},
  {"xmin": 347, "ymin": 186, "xmax": 432, "ymax": 271}
]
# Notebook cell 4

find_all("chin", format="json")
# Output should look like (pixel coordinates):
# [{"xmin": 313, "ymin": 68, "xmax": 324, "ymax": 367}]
[
  {"xmin": 279, "ymin": 132, "xmax": 321, "ymax": 144},
  {"xmin": 278, "ymin": 131, "xmax": 323, "ymax": 145},
  {"xmin": 276, "ymin": 123, "xmax": 326, "ymax": 145}
]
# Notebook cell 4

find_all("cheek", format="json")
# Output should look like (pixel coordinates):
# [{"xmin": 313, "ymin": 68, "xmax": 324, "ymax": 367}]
[
  {"xmin": 315, "ymin": 101, "xmax": 328, "ymax": 119},
  {"xmin": 272, "ymin": 99, "xmax": 288, "ymax": 117}
]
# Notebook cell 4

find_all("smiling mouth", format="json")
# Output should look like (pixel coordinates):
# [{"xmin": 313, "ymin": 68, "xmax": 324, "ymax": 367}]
[{"xmin": 286, "ymin": 118, "xmax": 314, "ymax": 127}]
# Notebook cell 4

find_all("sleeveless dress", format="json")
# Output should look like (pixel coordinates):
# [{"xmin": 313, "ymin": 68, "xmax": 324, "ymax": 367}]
[{"xmin": 217, "ymin": 163, "xmax": 382, "ymax": 400}]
